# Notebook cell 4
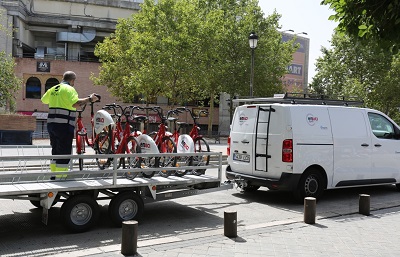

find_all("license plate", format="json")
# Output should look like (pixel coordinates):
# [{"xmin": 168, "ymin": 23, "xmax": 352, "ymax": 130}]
[{"xmin": 233, "ymin": 153, "xmax": 250, "ymax": 162}]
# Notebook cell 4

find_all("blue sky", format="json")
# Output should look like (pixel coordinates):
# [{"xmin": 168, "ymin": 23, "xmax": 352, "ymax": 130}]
[{"xmin": 258, "ymin": 0, "xmax": 338, "ymax": 84}]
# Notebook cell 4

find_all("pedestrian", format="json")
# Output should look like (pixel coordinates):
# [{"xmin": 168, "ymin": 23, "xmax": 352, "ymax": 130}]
[{"xmin": 41, "ymin": 71, "xmax": 99, "ymax": 177}]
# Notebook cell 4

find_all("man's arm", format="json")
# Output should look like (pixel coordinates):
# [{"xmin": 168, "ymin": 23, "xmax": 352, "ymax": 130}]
[{"xmin": 72, "ymin": 94, "xmax": 98, "ymax": 109}]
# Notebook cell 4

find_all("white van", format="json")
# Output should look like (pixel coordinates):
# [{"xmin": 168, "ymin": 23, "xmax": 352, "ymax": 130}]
[{"xmin": 226, "ymin": 94, "xmax": 400, "ymax": 201}]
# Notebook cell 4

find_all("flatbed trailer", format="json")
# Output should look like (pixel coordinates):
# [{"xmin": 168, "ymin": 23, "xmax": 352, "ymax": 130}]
[{"xmin": 0, "ymin": 146, "xmax": 232, "ymax": 233}]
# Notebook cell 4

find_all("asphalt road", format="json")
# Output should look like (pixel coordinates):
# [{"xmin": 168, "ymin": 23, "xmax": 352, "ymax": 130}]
[
  {"xmin": 1, "ymin": 164, "xmax": 400, "ymax": 257},
  {"xmin": 1, "ymin": 140, "xmax": 400, "ymax": 256}
]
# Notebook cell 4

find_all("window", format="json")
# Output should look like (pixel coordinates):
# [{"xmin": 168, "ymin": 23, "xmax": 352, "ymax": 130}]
[
  {"xmin": 25, "ymin": 77, "xmax": 42, "ymax": 99},
  {"xmin": 368, "ymin": 113, "xmax": 395, "ymax": 139},
  {"xmin": 45, "ymin": 78, "xmax": 60, "ymax": 92}
]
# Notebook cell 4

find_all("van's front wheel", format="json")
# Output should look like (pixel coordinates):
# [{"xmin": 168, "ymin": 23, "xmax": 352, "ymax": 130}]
[{"xmin": 294, "ymin": 169, "xmax": 325, "ymax": 202}]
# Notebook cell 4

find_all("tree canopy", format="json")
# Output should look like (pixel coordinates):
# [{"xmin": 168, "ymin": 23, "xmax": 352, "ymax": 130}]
[
  {"xmin": 92, "ymin": 0, "xmax": 297, "ymax": 104},
  {"xmin": 0, "ymin": 11, "xmax": 21, "ymax": 113},
  {"xmin": 310, "ymin": 31, "xmax": 400, "ymax": 121},
  {"xmin": 322, "ymin": 0, "xmax": 400, "ymax": 52}
]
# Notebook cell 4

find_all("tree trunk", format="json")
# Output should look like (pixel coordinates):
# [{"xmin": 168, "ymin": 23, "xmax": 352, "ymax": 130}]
[{"xmin": 207, "ymin": 91, "xmax": 214, "ymax": 137}]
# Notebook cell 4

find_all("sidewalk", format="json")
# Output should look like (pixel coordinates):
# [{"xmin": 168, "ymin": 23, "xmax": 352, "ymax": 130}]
[
  {"xmin": 56, "ymin": 205, "xmax": 400, "ymax": 257},
  {"xmin": 20, "ymin": 139, "xmax": 400, "ymax": 256}
]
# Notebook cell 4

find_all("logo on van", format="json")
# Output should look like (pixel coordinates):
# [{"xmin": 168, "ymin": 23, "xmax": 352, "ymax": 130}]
[
  {"xmin": 239, "ymin": 114, "xmax": 248, "ymax": 125},
  {"xmin": 306, "ymin": 114, "xmax": 318, "ymax": 126}
]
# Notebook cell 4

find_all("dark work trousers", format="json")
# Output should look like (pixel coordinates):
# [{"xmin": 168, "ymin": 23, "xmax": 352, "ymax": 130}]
[{"xmin": 47, "ymin": 123, "xmax": 74, "ymax": 169}]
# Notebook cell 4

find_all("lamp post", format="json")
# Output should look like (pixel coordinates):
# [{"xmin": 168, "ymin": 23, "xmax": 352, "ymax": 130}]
[{"xmin": 249, "ymin": 32, "xmax": 258, "ymax": 97}]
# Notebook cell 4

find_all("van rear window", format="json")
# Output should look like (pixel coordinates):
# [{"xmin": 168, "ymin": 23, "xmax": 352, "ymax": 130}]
[{"xmin": 232, "ymin": 107, "xmax": 257, "ymax": 133}]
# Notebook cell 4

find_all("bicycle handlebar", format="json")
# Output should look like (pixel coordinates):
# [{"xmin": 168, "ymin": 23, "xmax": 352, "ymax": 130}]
[
  {"xmin": 128, "ymin": 105, "xmax": 145, "ymax": 116},
  {"xmin": 77, "ymin": 94, "xmax": 102, "ymax": 112},
  {"xmin": 175, "ymin": 107, "xmax": 208, "ymax": 122},
  {"xmin": 93, "ymin": 94, "xmax": 101, "ymax": 102},
  {"xmin": 102, "ymin": 103, "xmax": 123, "ymax": 117}
]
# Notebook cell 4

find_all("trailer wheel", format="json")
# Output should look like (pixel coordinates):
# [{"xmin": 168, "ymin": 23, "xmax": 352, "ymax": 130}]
[
  {"xmin": 108, "ymin": 191, "xmax": 144, "ymax": 227},
  {"xmin": 60, "ymin": 195, "xmax": 99, "ymax": 233},
  {"xmin": 294, "ymin": 168, "xmax": 325, "ymax": 203}
]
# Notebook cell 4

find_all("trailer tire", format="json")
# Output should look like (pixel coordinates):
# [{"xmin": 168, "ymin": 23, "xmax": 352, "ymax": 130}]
[
  {"xmin": 60, "ymin": 195, "xmax": 99, "ymax": 233},
  {"xmin": 108, "ymin": 191, "xmax": 144, "ymax": 227}
]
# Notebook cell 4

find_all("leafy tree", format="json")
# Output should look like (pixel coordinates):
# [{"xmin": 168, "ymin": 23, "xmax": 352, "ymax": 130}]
[
  {"xmin": 0, "ymin": 11, "xmax": 21, "ymax": 113},
  {"xmin": 92, "ymin": 0, "xmax": 296, "ymax": 133},
  {"xmin": 322, "ymin": 0, "xmax": 400, "ymax": 52},
  {"xmin": 310, "ymin": 32, "xmax": 400, "ymax": 121},
  {"xmin": 0, "ymin": 52, "xmax": 21, "ymax": 112}
]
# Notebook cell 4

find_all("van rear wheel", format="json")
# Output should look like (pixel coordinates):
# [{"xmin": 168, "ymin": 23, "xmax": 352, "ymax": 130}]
[{"xmin": 294, "ymin": 169, "xmax": 325, "ymax": 203}]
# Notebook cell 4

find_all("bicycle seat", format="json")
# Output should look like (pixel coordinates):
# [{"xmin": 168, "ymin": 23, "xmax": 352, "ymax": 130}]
[
  {"xmin": 168, "ymin": 117, "xmax": 178, "ymax": 122},
  {"xmin": 132, "ymin": 115, "xmax": 148, "ymax": 123},
  {"xmin": 177, "ymin": 122, "xmax": 189, "ymax": 127}
]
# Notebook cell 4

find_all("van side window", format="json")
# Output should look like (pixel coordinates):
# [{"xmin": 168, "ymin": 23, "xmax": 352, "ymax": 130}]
[{"xmin": 368, "ymin": 113, "xmax": 395, "ymax": 139}]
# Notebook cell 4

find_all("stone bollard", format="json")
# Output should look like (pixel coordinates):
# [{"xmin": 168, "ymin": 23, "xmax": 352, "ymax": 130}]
[
  {"xmin": 304, "ymin": 197, "xmax": 316, "ymax": 224},
  {"xmin": 121, "ymin": 220, "xmax": 138, "ymax": 256},
  {"xmin": 224, "ymin": 211, "xmax": 237, "ymax": 238},
  {"xmin": 359, "ymin": 194, "xmax": 370, "ymax": 216}
]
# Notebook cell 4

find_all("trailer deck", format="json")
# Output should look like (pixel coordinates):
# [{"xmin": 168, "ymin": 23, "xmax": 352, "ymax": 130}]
[{"xmin": 0, "ymin": 145, "xmax": 232, "ymax": 232}]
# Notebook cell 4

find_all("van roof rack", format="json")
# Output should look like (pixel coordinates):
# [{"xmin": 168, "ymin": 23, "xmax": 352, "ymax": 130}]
[{"xmin": 233, "ymin": 92, "xmax": 364, "ymax": 106}]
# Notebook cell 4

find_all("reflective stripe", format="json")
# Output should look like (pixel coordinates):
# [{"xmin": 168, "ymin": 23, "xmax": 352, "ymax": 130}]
[
  {"xmin": 47, "ymin": 117, "xmax": 75, "ymax": 126},
  {"xmin": 49, "ymin": 108, "xmax": 76, "ymax": 116},
  {"xmin": 48, "ymin": 108, "xmax": 76, "ymax": 126},
  {"xmin": 50, "ymin": 162, "xmax": 69, "ymax": 178}
]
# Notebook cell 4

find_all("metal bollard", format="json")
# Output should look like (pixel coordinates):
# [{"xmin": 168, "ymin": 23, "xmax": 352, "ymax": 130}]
[
  {"xmin": 121, "ymin": 220, "xmax": 138, "ymax": 256},
  {"xmin": 359, "ymin": 194, "xmax": 370, "ymax": 216},
  {"xmin": 224, "ymin": 211, "xmax": 237, "ymax": 238},
  {"xmin": 304, "ymin": 197, "xmax": 316, "ymax": 224}
]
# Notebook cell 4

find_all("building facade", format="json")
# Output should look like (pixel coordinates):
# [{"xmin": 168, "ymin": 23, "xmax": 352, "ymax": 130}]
[{"xmin": 1, "ymin": 0, "xmax": 308, "ymax": 137}]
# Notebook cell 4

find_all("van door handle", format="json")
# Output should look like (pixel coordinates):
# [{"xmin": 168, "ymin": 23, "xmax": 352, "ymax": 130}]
[
  {"xmin": 374, "ymin": 144, "xmax": 382, "ymax": 147},
  {"xmin": 241, "ymin": 140, "xmax": 249, "ymax": 144},
  {"xmin": 361, "ymin": 143, "xmax": 369, "ymax": 147}
]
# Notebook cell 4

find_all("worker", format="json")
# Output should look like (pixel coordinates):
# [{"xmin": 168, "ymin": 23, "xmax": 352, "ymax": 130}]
[{"xmin": 41, "ymin": 71, "xmax": 99, "ymax": 177}]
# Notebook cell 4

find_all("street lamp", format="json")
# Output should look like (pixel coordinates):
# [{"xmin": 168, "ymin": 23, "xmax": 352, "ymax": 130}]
[{"xmin": 249, "ymin": 31, "xmax": 258, "ymax": 97}]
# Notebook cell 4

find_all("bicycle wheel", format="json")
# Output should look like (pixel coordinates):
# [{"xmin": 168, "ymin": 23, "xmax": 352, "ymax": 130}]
[
  {"xmin": 192, "ymin": 137, "xmax": 210, "ymax": 175},
  {"xmin": 95, "ymin": 129, "xmax": 112, "ymax": 170},
  {"xmin": 157, "ymin": 137, "xmax": 177, "ymax": 178},
  {"xmin": 123, "ymin": 136, "xmax": 141, "ymax": 179},
  {"xmin": 76, "ymin": 134, "xmax": 86, "ymax": 171},
  {"xmin": 174, "ymin": 155, "xmax": 192, "ymax": 177}
]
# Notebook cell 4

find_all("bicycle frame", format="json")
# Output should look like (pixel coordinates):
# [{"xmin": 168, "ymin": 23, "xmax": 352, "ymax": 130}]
[
  {"xmin": 95, "ymin": 104, "xmax": 141, "ymax": 173},
  {"xmin": 146, "ymin": 106, "xmax": 177, "ymax": 177},
  {"xmin": 75, "ymin": 94, "xmax": 101, "ymax": 170},
  {"xmin": 110, "ymin": 105, "xmax": 136, "ymax": 155},
  {"xmin": 148, "ymin": 107, "xmax": 170, "ymax": 152},
  {"xmin": 176, "ymin": 107, "xmax": 208, "ymax": 141},
  {"xmin": 175, "ymin": 107, "xmax": 210, "ymax": 175}
]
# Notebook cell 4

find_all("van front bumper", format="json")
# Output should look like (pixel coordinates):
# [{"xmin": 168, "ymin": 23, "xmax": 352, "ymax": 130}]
[{"xmin": 225, "ymin": 166, "xmax": 301, "ymax": 191}]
